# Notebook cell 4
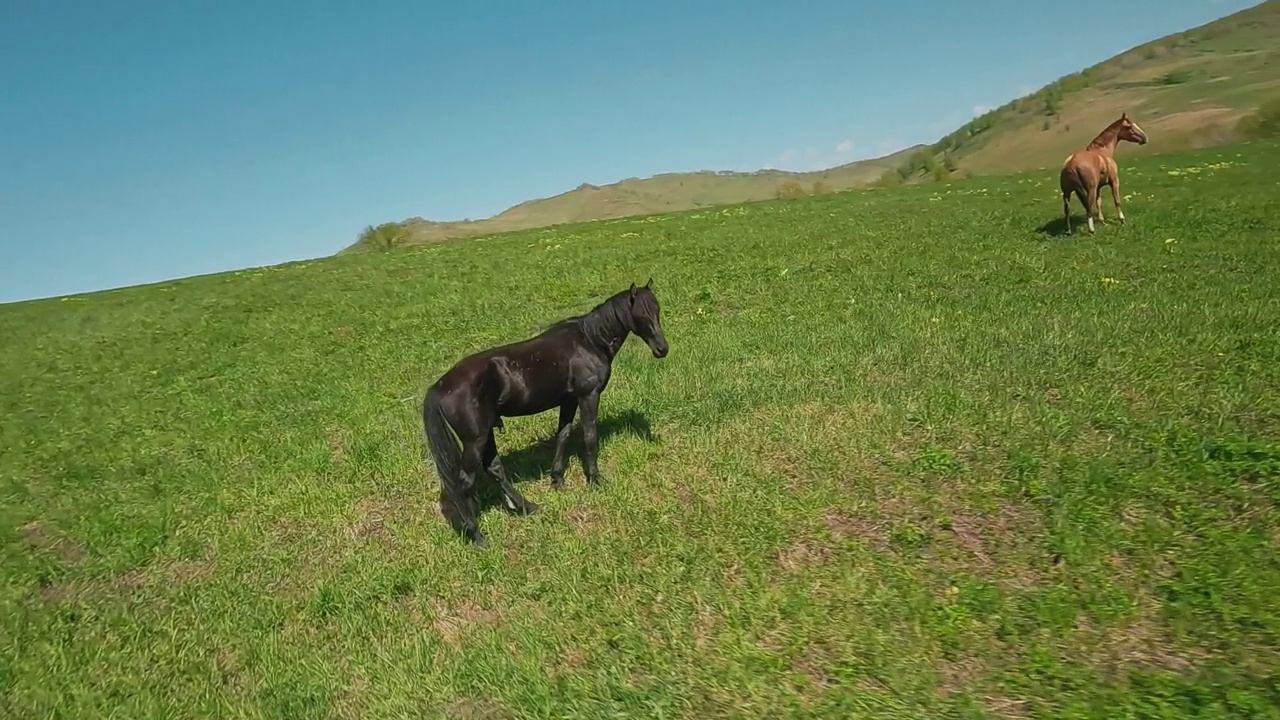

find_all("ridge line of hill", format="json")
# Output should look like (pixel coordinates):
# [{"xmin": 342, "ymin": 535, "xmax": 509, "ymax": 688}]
[{"xmin": 344, "ymin": 0, "xmax": 1279, "ymax": 253}]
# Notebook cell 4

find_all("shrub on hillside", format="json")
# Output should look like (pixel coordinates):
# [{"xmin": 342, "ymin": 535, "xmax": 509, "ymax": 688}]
[
  {"xmin": 875, "ymin": 169, "xmax": 902, "ymax": 187},
  {"xmin": 1237, "ymin": 97, "xmax": 1280, "ymax": 140},
  {"xmin": 356, "ymin": 221, "xmax": 408, "ymax": 251},
  {"xmin": 776, "ymin": 181, "xmax": 809, "ymax": 199}
]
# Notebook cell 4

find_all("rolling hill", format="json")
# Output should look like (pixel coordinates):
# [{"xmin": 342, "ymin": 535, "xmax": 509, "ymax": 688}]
[
  {"xmin": 345, "ymin": 0, "xmax": 1280, "ymax": 252},
  {"xmin": 344, "ymin": 145, "xmax": 923, "ymax": 250},
  {"xmin": 894, "ymin": 0, "xmax": 1280, "ymax": 180}
]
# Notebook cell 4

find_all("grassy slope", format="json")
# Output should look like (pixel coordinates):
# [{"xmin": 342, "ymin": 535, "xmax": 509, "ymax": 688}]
[
  {"xmin": 927, "ymin": 0, "xmax": 1280, "ymax": 177},
  {"xmin": 346, "ymin": 2, "xmax": 1278, "ymax": 253},
  {"xmin": 4, "ymin": 140, "xmax": 1280, "ymax": 719}
]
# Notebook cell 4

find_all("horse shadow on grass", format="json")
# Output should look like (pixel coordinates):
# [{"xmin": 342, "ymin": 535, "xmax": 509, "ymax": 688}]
[
  {"xmin": 457, "ymin": 409, "xmax": 656, "ymax": 520},
  {"xmin": 1035, "ymin": 216, "xmax": 1075, "ymax": 237},
  {"xmin": 1035, "ymin": 214, "xmax": 1125, "ymax": 238}
]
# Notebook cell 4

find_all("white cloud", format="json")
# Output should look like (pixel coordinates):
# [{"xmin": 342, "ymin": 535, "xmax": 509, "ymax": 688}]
[{"xmin": 770, "ymin": 138, "xmax": 866, "ymax": 172}]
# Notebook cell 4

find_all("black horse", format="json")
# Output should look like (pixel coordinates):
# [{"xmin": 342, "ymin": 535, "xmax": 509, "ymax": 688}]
[{"xmin": 422, "ymin": 280, "xmax": 670, "ymax": 544}]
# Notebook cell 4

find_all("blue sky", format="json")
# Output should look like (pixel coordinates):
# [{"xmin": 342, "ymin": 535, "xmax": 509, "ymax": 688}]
[{"xmin": 0, "ymin": 0, "xmax": 1258, "ymax": 303}]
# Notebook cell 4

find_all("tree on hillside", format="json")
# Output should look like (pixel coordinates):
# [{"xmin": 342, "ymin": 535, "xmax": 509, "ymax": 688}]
[
  {"xmin": 357, "ymin": 221, "xmax": 408, "ymax": 251},
  {"xmin": 776, "ymin": 182, "xmax": 808, "ymax": 199},
  {"xmin": 1043, "ymin": 88, "xmax": 1062, "ymax": 117},
  {"xmin": 876, "ymin": 169, "xmax": 902, "ymax": 187}
]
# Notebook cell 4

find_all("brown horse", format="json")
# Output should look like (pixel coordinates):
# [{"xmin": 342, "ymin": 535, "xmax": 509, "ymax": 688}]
[{"xmin": 1059, "ymin": 113, "xmax": 1148, "ymax": 234}]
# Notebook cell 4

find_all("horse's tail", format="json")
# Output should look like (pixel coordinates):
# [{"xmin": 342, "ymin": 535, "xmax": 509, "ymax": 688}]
[
  {"xmin": 423, "ymin": 386, "xmax": 460, "ymax": 490},
  {"xmin": 1059, "ymin": 159, "xmax": 1081, "ymax": 194}
]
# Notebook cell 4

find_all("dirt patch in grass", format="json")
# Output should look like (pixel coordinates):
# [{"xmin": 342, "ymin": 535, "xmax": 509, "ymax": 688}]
[
  {"xmin": 787, "ymin": 642, "xmax": 833, "ymax": 700},
  {"xmin": 346, "ymin": 496, "xmax": 398, "ymax": 548},
  {"xmin": 35, "ymin": 580, "xmax": 80, "ymax": 604},
  {"xmin": 20, "ymin": 521, "xmax": 84, "ymax": 563},
  {"xmin": 757, "ymin": 628, "xmax": 837, "ymax": 705},
  {"xmin": 823, "ymin": 505, "xmax": 903, "ymax": 554},
  {"xmin": 984, "ymin": 695, "xmax": 1033, "ymax": 720},
  {"xmin": 777, "ymin": 536, "xmax": 834, "ymax": 573},
  {"xmin": 936, "ymin": 655, "xmax": 1032, "ymax": 718},
  {"xmin": 857, "ymin": 439, "xmax": 1047, "ymax": 587},
  {"xmin": 720, "ymin": 563, "xmax": 746, "ymax": 588},
  {"xmin": 751, "ymin": 403, "xmax": 1048, "ymax": 588},
  {"xmin": 33, "ymin": 555, "xmax": 216, "ymax": 605},
  {"xmin": 430, "ymin": 595, "xmax": 502, "ymax": 648},
  {"xmin": 1068, "ymin": 581, "xmax": 1200, "ymax": 679},
  {"xmin": 554, "ymin": 645, "xmax": 589, "ymax": 675},
  {"xmin": 928, "ymin": 501, "xmax": 1046, "ymax": 591},
  {"xmin": 935, "ymin": 655, "xmax": 983, "ymax": 699},
  {"xmin": 564, "ymin": 507, "xmax": 599, "ymax": 533},
  {"xmin": 326, "ymin": 427, "xmax": 347, "ymax": 462},
  {"xmin": 691, "ymin": 595, "xmax": 721, "ymax": 649}
]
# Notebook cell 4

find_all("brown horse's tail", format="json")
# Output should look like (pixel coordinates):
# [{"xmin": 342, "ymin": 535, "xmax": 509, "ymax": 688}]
[
  {"xmin": 1059, "ymin": 163, "xmax": 1087, "ymax": 207},
  {"xmin": 1059, "ymin": 159, "xmax": 1076, "ymax": 193},
  {"xmin": 423, "ymin": 386, "xmax": 461, "ymax": 491}
]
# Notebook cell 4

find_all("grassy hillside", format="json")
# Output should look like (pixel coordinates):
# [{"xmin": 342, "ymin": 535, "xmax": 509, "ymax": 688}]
[
  {"xmin": 4, "ymin": 139, "xmax": 1280, "ymax": 718},
  {"xmin": 346, "ymin": 145, "xmax": 921, "ymax": 251},
  {"xmin": 346, "ymin": 2, "xmax": 1279, "ymax": 253},
  {"xmin": 895, "ymin": 0, "xmax": 1280, "ymax": 181}
]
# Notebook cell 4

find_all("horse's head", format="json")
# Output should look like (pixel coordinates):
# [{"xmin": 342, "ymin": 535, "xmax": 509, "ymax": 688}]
[
  {"xmin": 1118, "ymin": 113, "xmax": 1148, "ymax": 145},
  {"xmin": 627, "ymin": 279, "xmax": 669, "ymax": 358}
]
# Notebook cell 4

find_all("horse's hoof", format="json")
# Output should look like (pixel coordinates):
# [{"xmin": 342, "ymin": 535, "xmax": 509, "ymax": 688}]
[
  {"xmin": 522, "ymin": 500, "xmax": 542, "ymax": 516},
  {"xmin": 549, "ymin": 476, "xmax": 565, "ymax": 490},
  {"xmin": 466, "ymin": 529, "xmax": 487, "ymax": 545}
]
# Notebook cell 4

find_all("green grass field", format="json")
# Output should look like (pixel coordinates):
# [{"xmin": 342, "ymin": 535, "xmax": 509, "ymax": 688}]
[{"xmin": 3, "ymin": 140, "xmax": 1280, "ymax": 719}]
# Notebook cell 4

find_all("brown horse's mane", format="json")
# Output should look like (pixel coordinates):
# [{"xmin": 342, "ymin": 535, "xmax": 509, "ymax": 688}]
[{"xmin": 1085, "ymin": 116, "xmax": 1127, "ymax": 150}]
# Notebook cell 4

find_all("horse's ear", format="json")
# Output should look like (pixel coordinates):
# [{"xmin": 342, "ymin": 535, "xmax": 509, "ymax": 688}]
[
  {"xmin": 645, "ymin": 277, "xmax": 652, "ymax": 289},
  {"xmin": 1121, "ymin": 112, "xmax": 1128, "ymax": 120},
  {"xmin": 629, "ymin": 282, "xmax": 637, "ymax": 301}
]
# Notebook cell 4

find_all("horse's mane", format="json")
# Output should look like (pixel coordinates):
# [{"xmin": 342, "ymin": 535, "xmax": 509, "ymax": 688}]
[
  {"xmin": 1086, "ymin": 116, "xmax": 1127, "ymax": 150},
  {"xmin": 539, "ymin": 290, "xmax": 629, "ymax": 341}
]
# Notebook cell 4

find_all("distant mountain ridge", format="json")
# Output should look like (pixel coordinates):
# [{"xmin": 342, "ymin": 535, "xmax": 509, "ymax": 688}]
[{"xmin": 343, "ymin": 145, "xmax": 923, "ymax": 251}]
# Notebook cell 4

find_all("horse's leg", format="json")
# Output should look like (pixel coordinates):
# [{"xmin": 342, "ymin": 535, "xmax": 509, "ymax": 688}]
[
  {"xmin": 1096, "ymin": 182, "xmax": 1107, "ymax": 224},
  {"xmin": 578, "ymin": 391, "xmax": 602, "ymax": 485},
  {"xmin": 1086, "ymin": 183, "xmax": 1099, "ymax": 234},
  {"xmin": 484, "ymin": 431, "xmax": 539, "ymax": 515},
  {"xmin": 454, "ymin": 436, "xmax": 487, "ymax": 544},
  {"xmin": 548, "ymin": 399, "xmax": 577, "ymax": 490},
  {"xmin": 1111, "ymin": 174, "xmax": 1125, "ymax": 224},
  {"xmin": 1062, "ymin": 191, "xmax": 1072, "ymax": 235}
]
